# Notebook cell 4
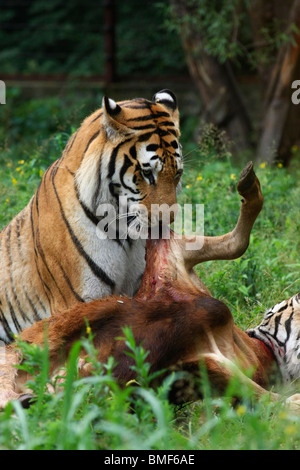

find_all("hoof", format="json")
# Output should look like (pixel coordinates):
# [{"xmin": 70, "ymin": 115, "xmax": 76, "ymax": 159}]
[
  {"xmin": 237, "ymin": 161, "xmax": 256, "ymax": 194},
  {"xmin": 18, "ymin": 393, "xmax": 36, "ymax": 409}
]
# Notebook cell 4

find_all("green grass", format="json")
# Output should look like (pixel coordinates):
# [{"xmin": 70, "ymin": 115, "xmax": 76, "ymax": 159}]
[{"xmin": 1, "ymin": 94, "xmax": 300, "ymax": 450}]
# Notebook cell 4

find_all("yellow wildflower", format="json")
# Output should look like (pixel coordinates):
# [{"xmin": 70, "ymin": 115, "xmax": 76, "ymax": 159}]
[
  {"xmin": 16, "ymin": 167, "xmax": 21, "ymax": 172},
  {"xmin": 291, "ymin": 145, "xmax": 298, "ymax": 153},
  {"xmin": 6, "ymin": 162, "xmax": 12, "ymax": 167},
  {"xmin": 259, "ymin": 162, "xmax": 267, "ymax": 169},
  {"xmin": 39, "ymin": 169, "xmax": 44, "ymax": 177},
  {"xmin": 186, "ymin": 184, "xmax": 191, "ymax": 189},
  {"xmin": 18, "ymin": 160, "xmax": 24, "ymax": 164},
  {"xmin": 5, "ymin": 198, "xmax": 9, "ymax": 203},
  {"xmin": 277, "ymin": 163, "xmax": 283, "ymax": 168},
  {"xmin": 230, "ymin": 173, "xmax": 236, "ymax": 180},
  {"xmin": 236, "ymin": 405, "xmax": 247, "ymax": 417},
  {"xmin": 11, "ymin": 178, "xmax": 17, "ymax": 185},
  {"xmin": 197, "ymin": 175, "xmax": 203, "ymax": 181},
  {"xmin": 284, "ymin": 424, "xmax": 297, "ymax": 436},
  {"xmin": 86, "ymin": 326, "xmax": 91, "ymax": 335},
  {"xmin": 279, "ymin": 411, "xmax": 288, "ymax": 420}
]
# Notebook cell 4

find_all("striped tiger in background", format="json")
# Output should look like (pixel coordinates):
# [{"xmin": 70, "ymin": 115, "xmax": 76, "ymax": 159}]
[
  {"xmin": 0, "ymin": 89, "xmax": 183, "ymax": 343},
  {"xmin": 247, "ymin": 293, "xmax": 300, "ymax": 384}
]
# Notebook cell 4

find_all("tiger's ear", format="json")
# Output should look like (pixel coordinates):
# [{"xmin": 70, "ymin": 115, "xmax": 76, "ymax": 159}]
[
  {"xmin": 152, "ymin": 89, "xmax": 179, "ymax": 128},
  {"xmin": 102, "ymin": 96, "xmax": 133, "ymax": 139}
]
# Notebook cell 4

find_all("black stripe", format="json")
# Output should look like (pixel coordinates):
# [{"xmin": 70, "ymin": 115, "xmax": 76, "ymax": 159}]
[
  {"xmin": 131, "ymin": 124, "xmax": 156, "ymax": 131},
  {"xmin": 6, "ymin": 225, "xmax": 31, "ymax": 324},
  {"xmin": 42, "ymin": 164, "xmax": 53, "ymax": 192},
  {"xmin": 33, "ymin": 290, "xmax": 47, "ymax": 315},
  {"xmin": 5, "ymin": 291, "xmax": 22, "ymax": 333},
  {"xmin": 59, "ymin": 264, "xmax": 84, "ymax": 303},
  {"xmin": 146, "ymin": 144, "xmax": 159, "ymax": 152},
  {"xmin": 127, "ymin": 194, "xmax": 147, "ymax": 202},
  {"xmin": 123, "ymin": 104, "xmax": 149, "ymax": 109},
  {"xmin": 30, "ymin": 197, "xmax": 53, "ymax": 306},
  {"xmin": 158, "ymin": 121, "xmax": 175, "ymax": 127},
  {"xmin": 274, "ymin": 313, "xmax": 282, "ymax": 339},
  {"xmin": 119, "ymin": 155, "xmax": 139, "ymax": 194},
  {"xmin": 91, "ymin": 112, "xmax": 103, "ymax": 123},
  {"xmin": 129, "ymin": 145, "xmax": 137, "ymax": 160},
  {"xmin": 284, "ymin": 311, "xmax": 294, "ymax": 347},
  {"xmin": 92, "ymin": 156, "xmax": 102, "ymax": 212},
  {"xmin": 0, "ymin": 306, "xmax": 14, "ymax": 342},
  {"xmin": 67, "ymin": 130, "xmax": 79, "ymax": 153},
  {"xmin": 108, "ymin": 182, "xmax": 121, "ymax": 202},
  {"xmin": 145, "ymin": 173, "xmax": 155, "ymax": 185},
  {"xmin": 35, "ymin": 181, "xmax": 42, "ymax": 216},
  {"xmin": 155, "ymin": 128, "xmax": 169, "ymax": 138},
  {"xmin": 277, "ymin": 304, "xmax": 289, "ymax": 313},
  {"xmin": 16, "ymin": 215, "xmax": 24, "ymax": 262},
  {"xmin": 107, "ymin": 139, "xmax": 131, "ymax": 179},
  {"xmin": 137, "ymin": 132, "xmax": 155, "ymax": 142},
  {"xmin": 24, "ymin": 290, "xmax": 42, "ymax": 322},
  {"xmin": 167, "ymin": 128, "xmax": 178, "ymax": 137},
  {"xmin": 156, "ymin": 99, "xmax": 176, "ymax": 111},
  {"xmin": 126, "ymin": 114, "xmax": 158, "ymax": 122},
  {"xmin": 74, "ymin": 183, "xmax": 100, "ymax": 226},
  {"xmin": 51, "ymin": 167, "xmax": 115, "ymax": 289},
  {"xmin": 35, "ymin": 225, "xmax": 68, "ymax": 308},
  {"xmin": 83, "ymin": 130, "xmax": 100, "ymax": 156}
]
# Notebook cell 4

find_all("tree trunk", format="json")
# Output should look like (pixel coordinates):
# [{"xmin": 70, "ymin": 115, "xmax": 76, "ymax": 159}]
[
  {"xmin": 170, "ymin": 0, "xmax": 253, "ymax": 153},
  {"xmin": 171, "ymin": 0, "xmax": 300, "ymax": 165},
  {"xmin": 256, "ymin": 0, "xmax": 300, "ymax": 165}
]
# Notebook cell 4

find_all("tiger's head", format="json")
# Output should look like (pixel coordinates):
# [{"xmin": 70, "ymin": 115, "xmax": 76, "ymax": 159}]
[
  {"xmin": 247, "ymin": 293, "xmax": 300, "ymax": 384},
  {"xmin": 74, "ymin": 90, "xmax": 183, "ymax": 238}
]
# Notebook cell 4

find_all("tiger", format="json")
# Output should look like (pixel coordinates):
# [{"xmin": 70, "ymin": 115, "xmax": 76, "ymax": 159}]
[
  {"xmin": 247, "ymin": 293, "xmax": 300, "ymax": 384},
  {"xmin": 0, "ymin": 89, "xmax": 183, "ymax": 344}
]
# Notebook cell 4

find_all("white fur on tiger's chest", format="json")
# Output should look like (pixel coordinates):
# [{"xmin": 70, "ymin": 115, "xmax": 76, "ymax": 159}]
[
  {"xmin": 80, "ymin": 237, "xmax": 146, "ymax": 301},
  {"xmin": 71, "ymin": 207, "xmax": 146, "ymax": 301}
]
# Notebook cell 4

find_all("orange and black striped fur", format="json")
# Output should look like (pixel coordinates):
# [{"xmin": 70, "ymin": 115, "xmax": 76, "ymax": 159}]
[
  {"xmin": 0, "ymin": 90, "xmax": 183, "ymax": 343},
  {"xmin": 247, "ymin": 293, "xmax": 300, "ymax": 384}
]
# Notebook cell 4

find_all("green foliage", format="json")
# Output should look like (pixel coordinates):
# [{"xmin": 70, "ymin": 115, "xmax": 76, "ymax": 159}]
[
  {"xmin": 0, "ymin": 0, "xmax": 105, "ymax": 76},
  {"xmin": 0, "ymin": 97, "xmax": 300, "ymax": 449},
  {"xmin": 1, "ymin": 328, "xmax": 300, "ymax": 450},
  {"xmin": 0, "ymin": 0, "xmax": 187, "ymax": 77},
  {"xmin": 166, "ymin": 0, "xmax": 299, "ymax": 70}
]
